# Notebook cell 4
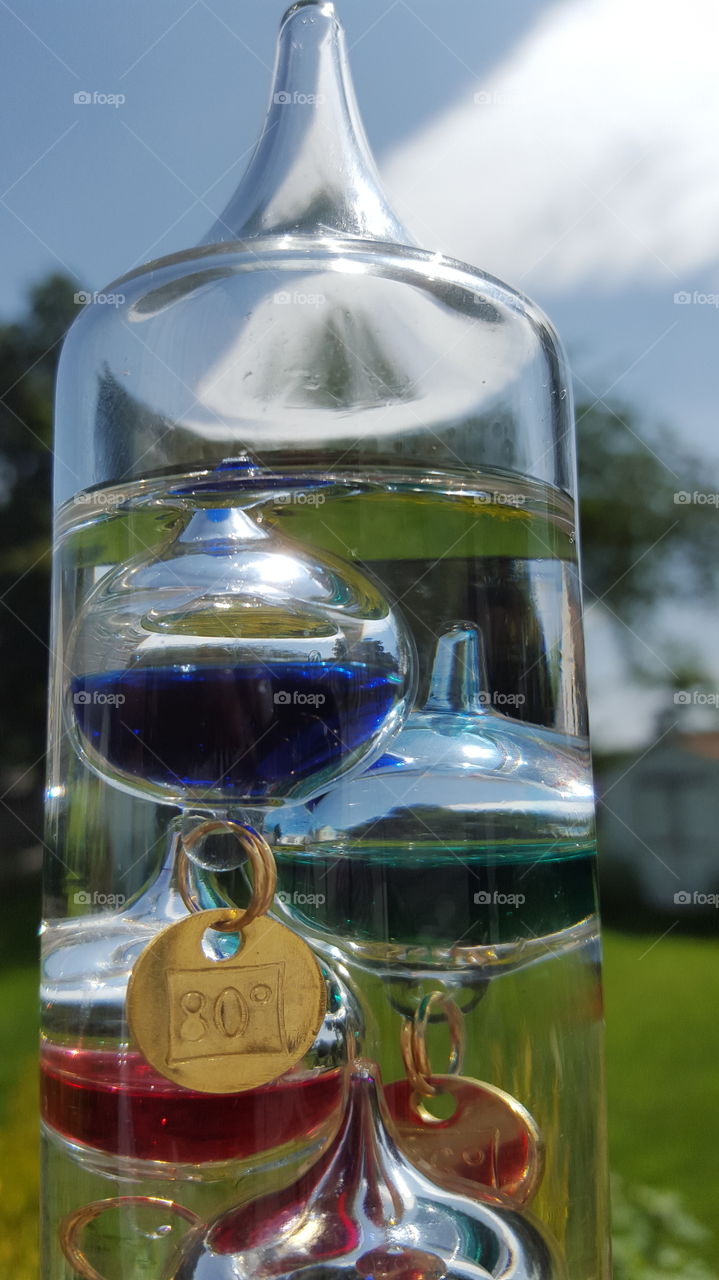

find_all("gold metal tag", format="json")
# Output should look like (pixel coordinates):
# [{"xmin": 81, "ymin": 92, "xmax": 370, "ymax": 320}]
[
  {"xmin": 127, "ymin": 908, "xmax": 326, "ymax": 1094},
  {"xmin": 385, "ymin": 1074, "xmax": 545, "ymax": 1208}
]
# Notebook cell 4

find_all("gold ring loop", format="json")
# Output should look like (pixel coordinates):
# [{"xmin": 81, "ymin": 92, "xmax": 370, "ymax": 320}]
[
  {"xmin": 178, "ymin": 820, "xmax": 277, "ymax": 933},
  {"xmin": 59, "ymin": 1196, "xmax": 200, "ymax": 1280},
  {"xmin": 401, "ymin": 992, "xmax": 466, "ymax": 1099}
]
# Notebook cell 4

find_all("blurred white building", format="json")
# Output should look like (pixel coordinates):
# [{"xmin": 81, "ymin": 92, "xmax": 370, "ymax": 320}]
[{"xmin": 598, "ymin": 706, "xmax": 719, "ymax": 912}]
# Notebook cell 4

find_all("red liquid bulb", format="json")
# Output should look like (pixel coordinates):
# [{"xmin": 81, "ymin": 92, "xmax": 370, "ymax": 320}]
[{"xmin": 41, "ymin": 1041, "xmax": 342, "ymax": 1166}]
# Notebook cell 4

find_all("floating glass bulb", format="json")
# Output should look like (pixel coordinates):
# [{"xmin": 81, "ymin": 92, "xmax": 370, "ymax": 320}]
[
  {"xmin": 41, "ymin": 978, "xmax": 353, "ymax": 1181},
  {"xmin": 41, "ymin": 817, "xmax": 358, "ymax": 1180},
  {"xmin": 169, "ymin": 1063, "xmax": 562, "ymax": 1279},
  {"xmin": 67, "ymin": 468, "xmax": 415, "ymax": 808},
  {"xmin": 302, "ymin": 624, "xmax": 593, "ymax": 850}
]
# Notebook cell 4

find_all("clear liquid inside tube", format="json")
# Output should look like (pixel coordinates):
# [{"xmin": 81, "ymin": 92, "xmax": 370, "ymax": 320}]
[
  {"xmin": 44, "ymin": 1, "xmax": 608, "ymax": 1275},
  {"xmin": 43, "ymin": 465, "xmax": 606, "ymax": 1279}
]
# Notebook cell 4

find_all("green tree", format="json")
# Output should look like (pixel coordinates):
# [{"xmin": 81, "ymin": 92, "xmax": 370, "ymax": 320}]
[
  {"xmin": 576, "ymin": 400, "xmax": 716, "ymax": 688},
  {"xmin": 0, "ymin": 274, "xmax": 78, "ymax": 765},
  {"xmin": 577, "ymin": 401, "xmax": 715, "ymax": 617}
]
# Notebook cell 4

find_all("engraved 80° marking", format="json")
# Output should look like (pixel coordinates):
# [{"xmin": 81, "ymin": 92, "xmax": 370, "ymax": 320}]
[{"xmin": 179, "ymin": 986, "xmax": 251, "ymax": 1042}]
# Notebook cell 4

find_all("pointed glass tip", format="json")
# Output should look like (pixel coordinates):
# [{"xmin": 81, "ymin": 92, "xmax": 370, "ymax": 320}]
[
  {"xmin": 202, "ymin": 0, "xmax": 413, "ymax": 245},
  {"xmin": 283, "ymin": 0, "xmax": 337, "ymax": 18}
]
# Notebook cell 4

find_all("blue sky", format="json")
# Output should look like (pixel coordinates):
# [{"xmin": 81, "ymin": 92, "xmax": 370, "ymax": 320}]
[
  {"xmin": 0, "ymin": 0, "xmax": 537, "ymax": 311},
  {"xmin": 1, "ymin": 0, "xmax": 715, "ymax": 458},
  {"xmin": 1, "ymin": 0, "xmax": 717, "ymax": 748}
]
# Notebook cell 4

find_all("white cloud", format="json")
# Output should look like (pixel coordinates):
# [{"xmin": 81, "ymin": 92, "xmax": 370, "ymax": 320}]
[{"xmin": 384, "ymin": 0, "xmax": 719, "ymax": 292}]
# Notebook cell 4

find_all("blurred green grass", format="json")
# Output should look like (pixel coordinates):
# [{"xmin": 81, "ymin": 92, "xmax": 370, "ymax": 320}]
[
  {"xmin": 1, "ymin": 921, "xmax": 716, "ymax": 1277},
  {"xmin": 604, "ymin": 928, "xmax": 719, "ymax": 1239}
]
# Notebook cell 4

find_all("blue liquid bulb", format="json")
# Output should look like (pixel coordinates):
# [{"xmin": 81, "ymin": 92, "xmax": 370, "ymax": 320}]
[
  {"xmin": 71, "ymin": 659, "xmax": 403, "ymax": 799},
  {"xmin": 67, "ymin": 473, "xmax": 414, "ymax": 807}
]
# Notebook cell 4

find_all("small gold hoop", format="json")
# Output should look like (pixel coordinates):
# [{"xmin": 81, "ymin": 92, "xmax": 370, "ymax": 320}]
[
  {"xmin": 59, "ymin": 1196, "xmax": 200, "ymax": 1280},
  {"xmin": 178, "ymin": 820, "xmax": 277, "ymax": 933},
  {"xmin": 401, "ymin": 992, "xmax": 465, "ymax": 1100}
]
